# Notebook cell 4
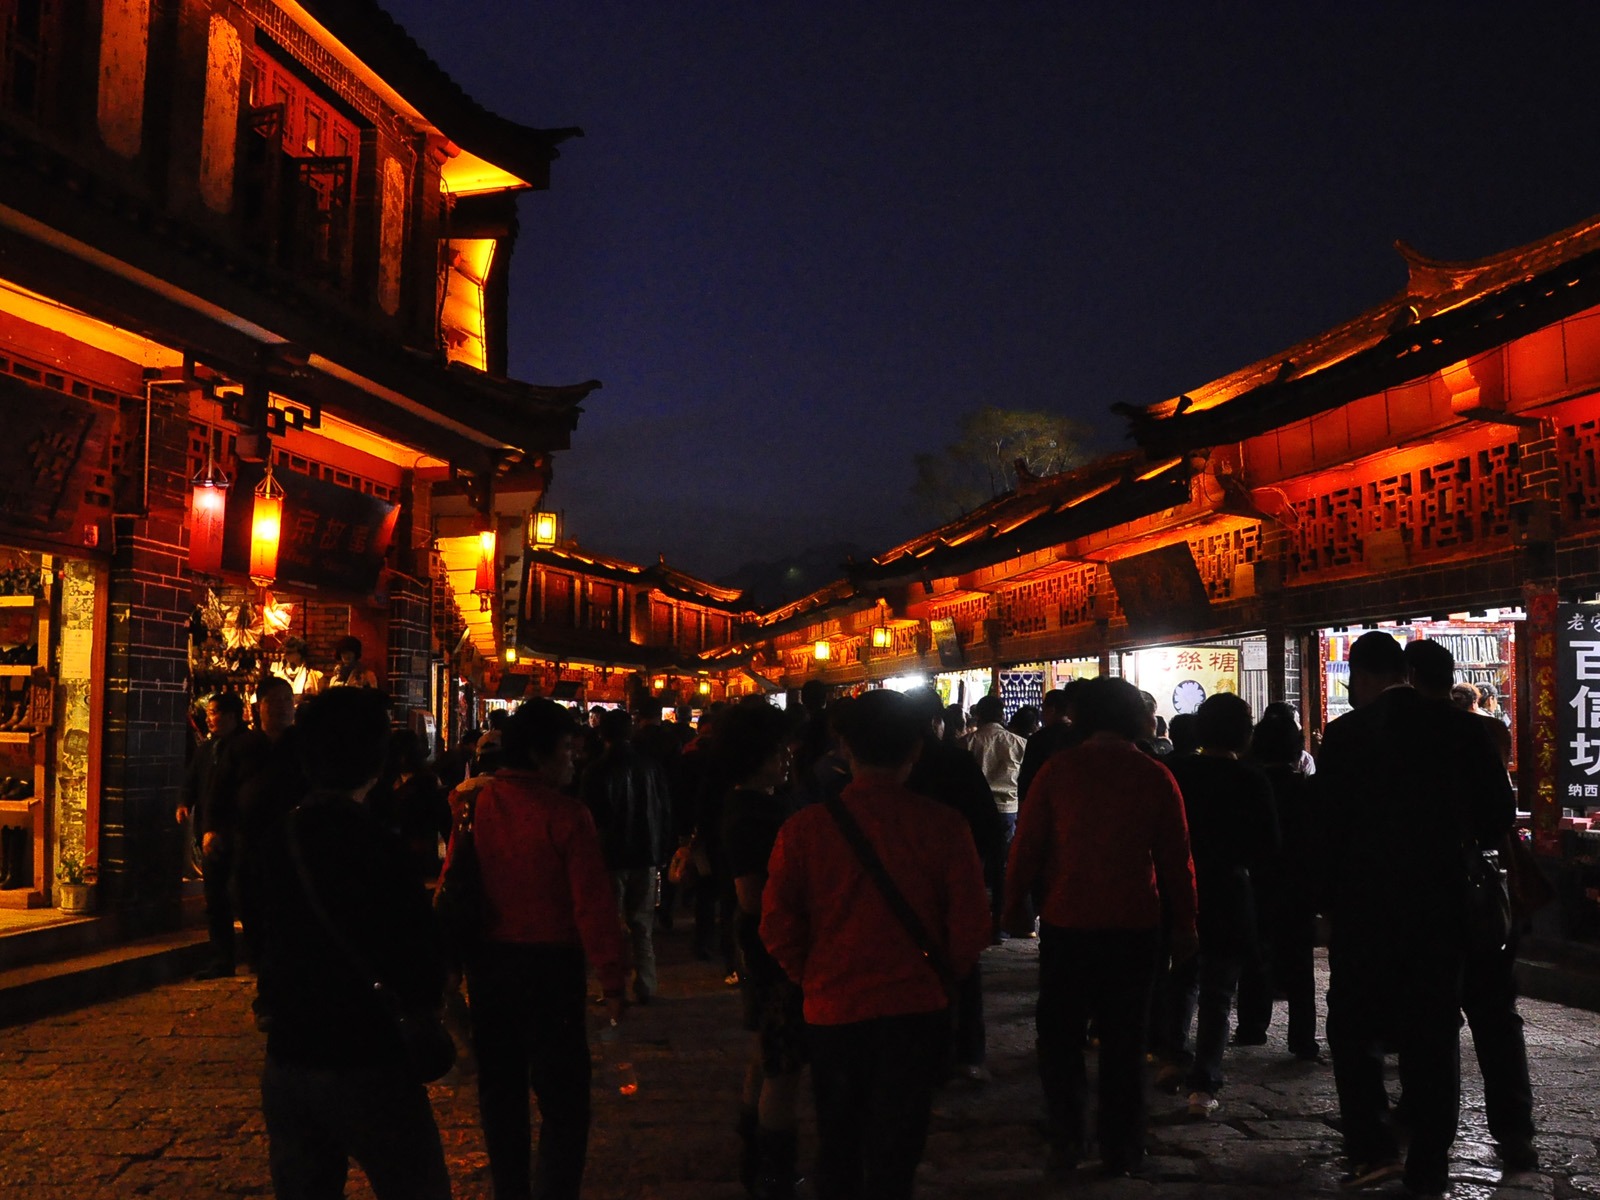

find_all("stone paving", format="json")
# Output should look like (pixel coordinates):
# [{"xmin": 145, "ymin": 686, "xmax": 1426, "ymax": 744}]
[{"xmin": 0, "ymin": 935, "xmax": 1595, "ymax": 1199}]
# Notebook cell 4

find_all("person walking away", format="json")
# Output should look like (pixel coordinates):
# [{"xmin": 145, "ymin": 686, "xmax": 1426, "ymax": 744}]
[
  {"xmin": 761, "ymin": 690, "xmax": 990, "ymax": 1200},
  {"xmin": 1317, "ymin": 631, "xmax": 1513, "ymax": 1195},
  {"xmin": 1004, "ymin": 676, "xmax": 1197, "ymax": 1178},
  {"xmin": 1408, "ymin": 639, "xmax": 1537, "ymax": 1171},
  {"xmin": 966, "ymin": 693, "xmax": 1026, "ymax": 939},
  {"xmin": 1162, "ymin": 694, "xmax": 1280, "ymax": 1118},
  {"xmin": 178, "ymin": 690, "xmax": 268, "ymax": 979},
  {"xmin": 718, "ymin": 700, "xmax": 808, "ymax": 1198},
  {"xmin": 253, "ymin": 687, "xmax": 452, "ymax": 1200},
  {"xmin": 1016, "ymin": 685, "xmax": 1085, "ymax": 810},
  {"xmin": 452, "ymin": 699, "xmax": 626, "ymax": 1200},
  {"xmin": 583, "ymin": 708, "xmax": 675, "ymax": 1005},
  {"xmin": 371, "ymin": 730, "xmax": 452, "ymax": 884},
  {"xmin": 1234, "ymin": 710, "xmax": 1321, "ymax": 1059},
  {"xmin": 903, "ymin": 685, "xmax": 1002, "ymax": 1083}
]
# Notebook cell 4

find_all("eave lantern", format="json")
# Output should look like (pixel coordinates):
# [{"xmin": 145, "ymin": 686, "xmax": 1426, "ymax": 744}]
[
  {"xmin": 474, "ymin": 528, "xmax": 497, "ymax": 612},
  {"xmin": 248, "ymin": 461, "xmax": 286, "ymax": 586},
  {"xmin": 531, "ymin": 510, "xmax": 559, "ymax": 548},
  {"xmin": 188, "ymin": 443, "xmax": 229, "ymax": 576},
  {"xmin": 871, "ymin": 625, "xmax": 893, "ymax": 650},
  {"xmin": 697, "ymin": 678, "xmax": 712, "ymax": 696},
  {"xmin": 813, "ymin": 639, "xmax": 831, "ymax": 661}
]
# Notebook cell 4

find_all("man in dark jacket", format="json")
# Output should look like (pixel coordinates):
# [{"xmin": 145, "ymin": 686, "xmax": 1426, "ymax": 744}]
[
  {"xmin": 255, "ymin": 687, "xmax": 451, "ymax": 1200},
  {"xmin": 177, "ymin": 690, "xmax": 268, "ymax": 978},
  {"xmin": 1318, "ymin": 631, "xmax": 1513, "ymax": 1196},
  {"xmin": 584, "ymin": 708, "xmax": 675, "ymax": 1004}
]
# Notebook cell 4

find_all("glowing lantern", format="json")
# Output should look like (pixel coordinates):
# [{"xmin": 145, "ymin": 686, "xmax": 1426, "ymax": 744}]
[
  {"xmin": 813, "ymin": 640, "xmax": 831, "ymax": 661},
  {"xmin": 871, "ymin": 625, "xmax": 892, "ymax": 650},
  {"xmin": 532, "ymin": 510, "xmax": 558, "ymax": 547},
  {"xmin": 475, "ymin": 528, "xmax": 496, "ymax": 612},
  {"xmin": 188, "ymin": 447, "xmax": 229, "ymax": 576},
  {"xmin": 697, "ymin": 679, "xmax": 712, "ymax": 696},
  {"xmin": 249, "ymin": 462, "xmax": 286, "ymax": 586},
  {"xmin": 505, "ymin": 647, "xmax": 518, "ymax": 664}
]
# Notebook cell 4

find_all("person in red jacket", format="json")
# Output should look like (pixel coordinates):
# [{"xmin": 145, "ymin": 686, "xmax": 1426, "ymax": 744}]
[
  {"xmin": 448, "ymin": 699, "xmax": 625, "ymax": 1200},
  {"xmin": 761, "ymin": 689, "xmax": 990, "ymax": 1200},
  {"xmin": 1004, "ymin": 676, "xmax": 1198, "ymax": 1179}
]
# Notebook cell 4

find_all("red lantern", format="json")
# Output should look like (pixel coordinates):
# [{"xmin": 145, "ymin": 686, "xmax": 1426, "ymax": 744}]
[
  {"xmin": 249, "ymin": 462, "xmax": 286, "ymax": 586},
  {"xmin": 188, "ymin": 450, "xmax": 229, "ymax": 576}
]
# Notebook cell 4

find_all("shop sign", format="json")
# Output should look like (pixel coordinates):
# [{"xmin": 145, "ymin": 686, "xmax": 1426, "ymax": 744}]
[
  {"xmin": 1107, "ymin": 543, "xmax": 1211, "ymax": 640},
  {"xmin": 221, "ymin": 462, "xmax": 399, "ymax": 593},
  {"xmin": 929, "ymin": 617, "xmax": 963, "ymax": 668},
  {"xmin": 1555, "ymin": 600, "xmax": 1600, "ymax": 851},
  {"xmin": 1128, "ymin": 645, "xmax": 1240, "ymax": 722}
]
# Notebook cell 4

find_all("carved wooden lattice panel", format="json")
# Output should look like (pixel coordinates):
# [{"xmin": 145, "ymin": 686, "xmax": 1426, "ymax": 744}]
[
  {"xmin": 1189, "ymin": 524, "xmax": 1262, "ymax": 602},
  {"xmin": 1561, "ymin": 419, "xmax": 1600, "ymax": 524},
  {"xmin": 1286, "ymin": 442, "xmax": 1520, "ymax": 577},
  {"xmin": 995, "ymin": 563, "xmax": 1103, "ymax": 635}
]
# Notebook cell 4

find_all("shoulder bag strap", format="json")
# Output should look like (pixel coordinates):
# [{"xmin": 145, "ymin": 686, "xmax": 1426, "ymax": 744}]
[{"xmin": 823, "ymin": 796, "xmax": 959, "ymax": 995}]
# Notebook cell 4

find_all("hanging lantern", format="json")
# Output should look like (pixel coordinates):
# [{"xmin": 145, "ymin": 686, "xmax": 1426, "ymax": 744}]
[
  {"xmin": 505, "ymin": 647, "xmax": 518, "ymax": 664},
  {"xmin": 813, "ymin": 639, "xmax": 831, "ymax": 661},
  {"xmin": 697, "ymin": 678, "xmax": 712, "ymax": 696},
  {"xmin": 187, "ymin": 445, "xmax": 229, "ymax": 576},
  {"xmin": 531, "ymin": 510, "xmax": 558, "ymax": 547},
  {"xmin": 871, "ymin": 625, "xmax": 893, "ymax": 650},
  {"xmin": 474, "ymin": 528, "xmax": 497, "ymax": 612},
  {"xmin": 249, "ymin": 461, "xmax": 286, "ymax": 586}
]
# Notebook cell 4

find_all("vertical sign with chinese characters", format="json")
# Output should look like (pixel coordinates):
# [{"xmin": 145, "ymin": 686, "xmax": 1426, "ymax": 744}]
[{"xmin": 1555, "ymin": 599, "xmax": 1600, "ymax": 855}]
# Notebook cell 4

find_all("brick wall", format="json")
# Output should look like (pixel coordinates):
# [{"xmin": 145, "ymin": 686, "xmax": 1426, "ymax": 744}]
[{"xmin": 100, "ymin": 391, "xmax": 192, "ymax": 933}]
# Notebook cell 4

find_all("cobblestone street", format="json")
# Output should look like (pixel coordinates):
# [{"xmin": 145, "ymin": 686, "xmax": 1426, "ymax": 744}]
[{"xmin": 0, "ymin": 936, "xmax": 1595, "ymax": 1200}]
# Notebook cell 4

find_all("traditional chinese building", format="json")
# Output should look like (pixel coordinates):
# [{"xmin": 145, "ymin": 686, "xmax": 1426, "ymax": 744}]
[
  {"xmin": 749, "ymin": 216, "xmax": 1600, "ymax": 967},
  {"xmin": 0, "ymin": 0, "xmax": 595, "ymax": 931},
  {"xmin": 500, "ymin": 542, "xmax": 764, "ymax": 715}
]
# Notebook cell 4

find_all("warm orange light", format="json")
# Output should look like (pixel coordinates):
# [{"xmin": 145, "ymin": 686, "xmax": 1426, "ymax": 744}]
[
  {"xmin": 475, "ymin": 529, "xmax": 497, "ymax": 593},
  {"xmin": 505, "ymin": 647, "xmax": 518, "ymax": 664},
  {"xmin": 813, "ymin": 640, "xmax": 831, "ymax": 661},
  {"xmin": 653, "ymin": 675, "xmax": 667, "ymax": 690},
  {"xmin": 188, "ymin": 452, "xmax": 229, "ymax": 576},
  {"xmin": 697, "ymin": 679, "xmax": 712, "ymax": 696},
  {"xmin": 532, "ymin": 511, "xmax": 558, "ymax": 547},
  {"xmin": 871, "ymin": 626, "xmax": 892, "ymax": 650},
  {"xmin": 249, "ymin": 463, "xmax": 286, "ymax": 585}
]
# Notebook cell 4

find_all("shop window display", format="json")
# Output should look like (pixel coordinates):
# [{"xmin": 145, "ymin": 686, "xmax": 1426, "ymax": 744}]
[{"xmin": 0, "ymin": 549, "xmax": 52, "ymax": 909}]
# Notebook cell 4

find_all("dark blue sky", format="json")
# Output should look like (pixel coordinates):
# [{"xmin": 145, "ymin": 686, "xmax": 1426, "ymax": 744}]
[{"xmin": 382, "ymin": 0, "xmax": 1600, "ymax": 579}]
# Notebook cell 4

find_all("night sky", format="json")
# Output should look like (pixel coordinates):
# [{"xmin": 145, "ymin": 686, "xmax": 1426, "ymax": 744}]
[{"xmin": 380, "ymin": 0, "xmax": 1600, "ymax": 585}]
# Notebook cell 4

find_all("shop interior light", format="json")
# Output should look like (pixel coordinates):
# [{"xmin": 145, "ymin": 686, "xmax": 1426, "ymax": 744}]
[
  {"xmin": 532, "ymin": 510, "xmax": 559, "ymax": 547},
  {"xmin": 188, "ymin": 441, "xmax": 229, "ymax": 576},
  {"xmin": 248, "ymin": 460, "xmax": 286, "ymax": 586},
  {"xmin": 813, "ymin": 640, "xmax": 831, "ymax": 661}
]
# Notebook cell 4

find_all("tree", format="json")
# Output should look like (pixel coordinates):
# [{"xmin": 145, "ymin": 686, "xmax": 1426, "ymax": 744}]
[{"xmin": 912, "ymin": 406, "xmax": 1094, "ymax": 519}]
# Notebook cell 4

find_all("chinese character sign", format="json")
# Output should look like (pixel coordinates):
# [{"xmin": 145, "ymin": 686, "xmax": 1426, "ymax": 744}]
[
  {"xmin": 1553, "ymin": 600, "xmax": 1600, "ymax": 851},
  {"xmin": 1126, "ymin": 645, "xmax": 1240, "ymax": 723}
]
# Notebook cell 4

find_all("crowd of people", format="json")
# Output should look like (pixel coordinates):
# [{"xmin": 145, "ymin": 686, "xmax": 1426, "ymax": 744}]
[{"xmin": 175, "ymin": 628, "xmax": 1535, "ymax": 1200}]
